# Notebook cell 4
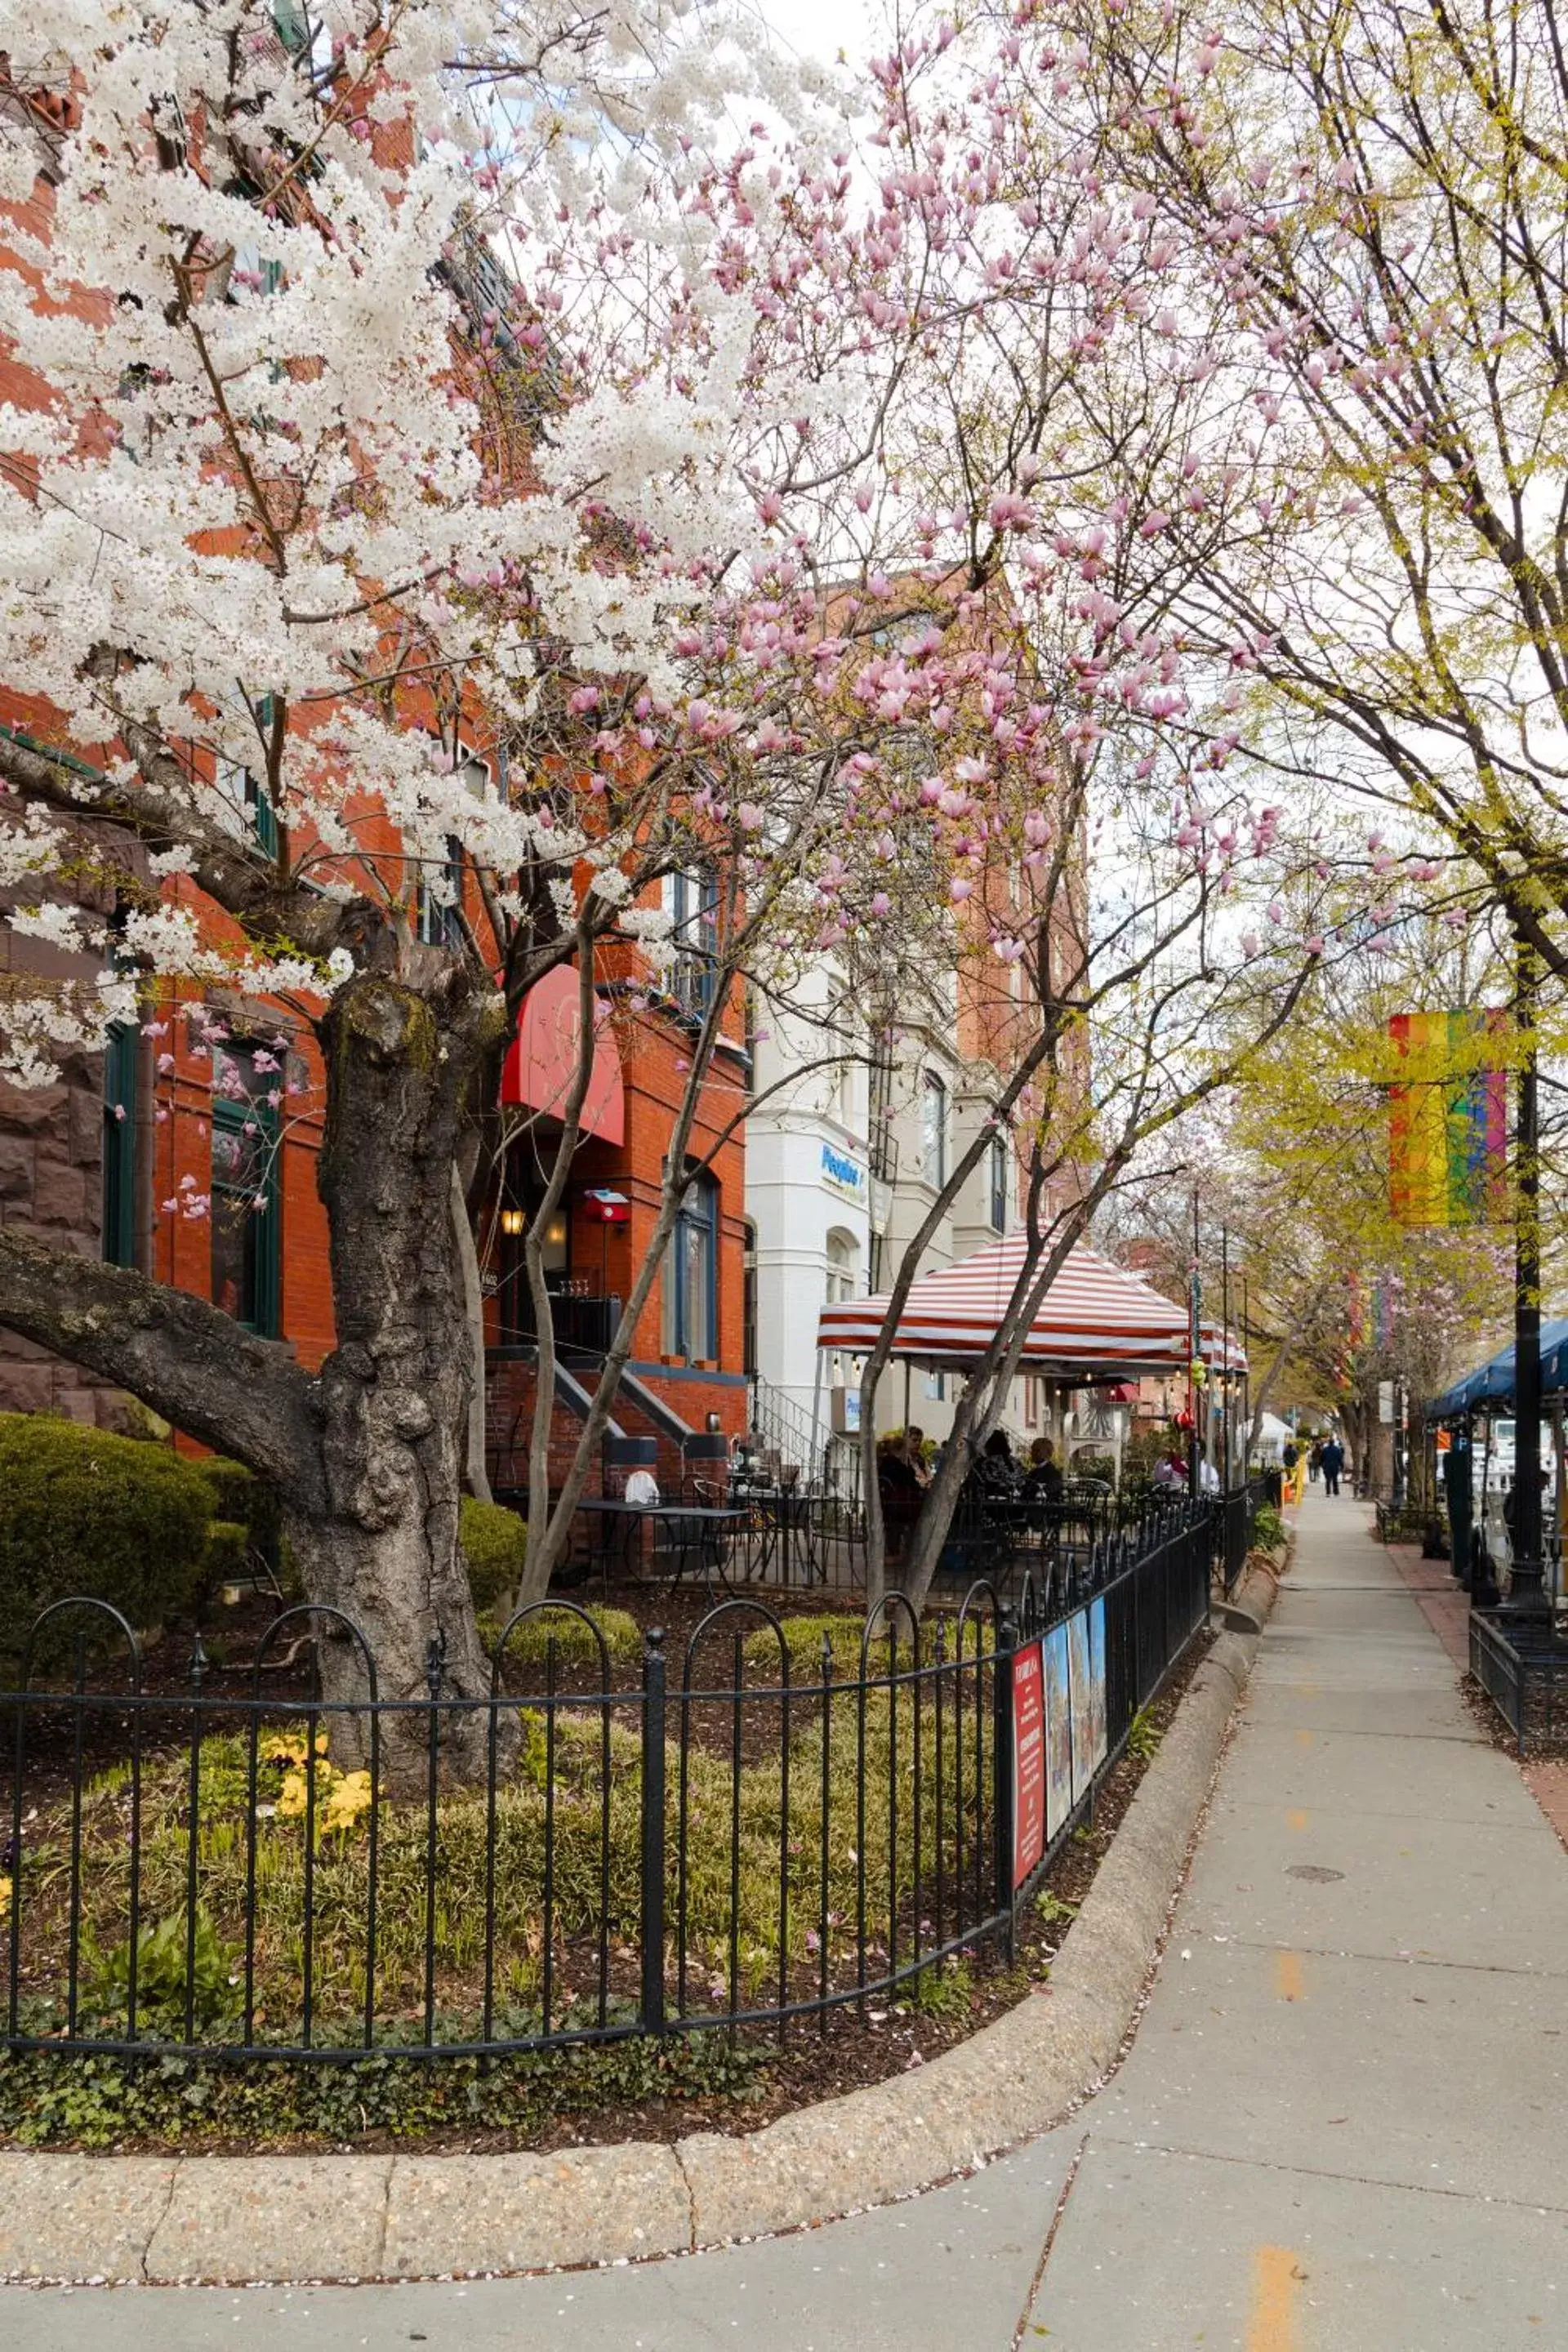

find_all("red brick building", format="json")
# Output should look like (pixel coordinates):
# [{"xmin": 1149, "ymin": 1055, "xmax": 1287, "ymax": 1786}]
[
  {"xmin": 483, "ymin": 959, "xmax": 752, "ymax": 1498},
  {"xmin": 0, "ymin": 732, "xmax": 753, "ymax": 1478},
  {"xmin": 0, "ymin": 68, "xmax": 750, "ymax": 1481}
]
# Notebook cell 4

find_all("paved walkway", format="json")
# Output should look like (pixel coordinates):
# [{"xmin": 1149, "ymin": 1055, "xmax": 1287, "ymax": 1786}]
[{"xmin": 7, "ymin": 1493, "xmax": 1567, "ymax": 2349}]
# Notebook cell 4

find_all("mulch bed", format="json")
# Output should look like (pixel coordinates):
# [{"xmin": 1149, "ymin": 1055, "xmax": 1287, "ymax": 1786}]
[
  {"xmin": 385, "ymin": 1624, "xmax": 1219, "ymax": 2160},
  {"xmin": 1, "ymin": 1588, "xmax": 1219, "ymax": 2157},
  {"xmin": 38, "ymin": 1619, "xmax": 1209, "ymax": 2163}
]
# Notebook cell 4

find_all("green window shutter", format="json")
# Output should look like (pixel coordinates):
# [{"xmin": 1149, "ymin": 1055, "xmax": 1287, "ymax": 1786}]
[
  {"xmin": 101, "ymin": 1022, "xmax": 137, "ymax": 1267},
  {"xmin": 246, "ymin": 771, "xmax": 280, "ymax": 859},
  {"xmin": 273, "ymin": 0, "xmax": 309, "ymax": 54},
  {"xmin": 211, "ymin": 1043, "xmax": 283, "ymax": 1338}
]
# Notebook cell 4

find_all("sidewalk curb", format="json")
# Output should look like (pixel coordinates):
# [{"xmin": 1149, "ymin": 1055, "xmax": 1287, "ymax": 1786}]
[{"xmin": 0, "ymin": 1570, "xmax": 1278, "ymax": 2287}]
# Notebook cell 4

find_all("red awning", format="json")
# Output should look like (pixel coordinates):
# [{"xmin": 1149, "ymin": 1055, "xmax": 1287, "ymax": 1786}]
[
  {"xmin": 817, "ymin": 1234, "xmax": 1245, "ymax": 1376},
  {"xmin": 501, "ymin": 966, "xmax": 625, "ymax": 1145}
]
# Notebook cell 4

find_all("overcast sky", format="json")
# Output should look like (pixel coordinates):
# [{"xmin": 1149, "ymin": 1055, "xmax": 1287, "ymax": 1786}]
[{"xmin": 744, "ymin": 0, "xmax": 874, "ymax": 76}]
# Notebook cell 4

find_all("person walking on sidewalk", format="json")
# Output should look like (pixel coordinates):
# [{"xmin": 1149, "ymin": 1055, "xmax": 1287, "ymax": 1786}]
[{"xmin": 1320, "ymin": 1435, "xmax": 1345, "ymax": 1497}]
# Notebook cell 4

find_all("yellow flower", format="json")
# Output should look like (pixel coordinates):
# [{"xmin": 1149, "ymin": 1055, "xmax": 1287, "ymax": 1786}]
[
  {"xmin": 321, "ymin": 1769, "xmax": 374, "ymax": 1834},
  {"xmin": 267, "ymin": 1753, "xmax": 375, "ymax": 1838},
  {"xmin": 0, "ymin": 1875, "xmax": 11, "ymax": 1922}
]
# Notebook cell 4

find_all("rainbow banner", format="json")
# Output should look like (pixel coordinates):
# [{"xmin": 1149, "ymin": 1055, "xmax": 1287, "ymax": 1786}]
[{"xmin": 1388, "ymin": 1009, "xmax": 1508, "ymax": 1227}]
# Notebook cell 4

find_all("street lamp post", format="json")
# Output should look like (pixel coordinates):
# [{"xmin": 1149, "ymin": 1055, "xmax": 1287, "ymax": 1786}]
[
  {"xmin": 1187, "ymin": 1187, "xmax": 1201, "ymax": 1496},
  {"xmin": 1221, "ymin": 1225, "xmax": 1231, "ymax": 1493},
  {"xmin": 1507, "ymin": 929, "xmax": 1547, "ymax": 1613}
]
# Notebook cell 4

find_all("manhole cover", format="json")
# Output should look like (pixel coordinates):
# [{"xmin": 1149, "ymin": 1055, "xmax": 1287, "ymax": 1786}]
[{"xmin": 1286, "ymin": 1864, "xmax": 1345, "ymax": 1883}]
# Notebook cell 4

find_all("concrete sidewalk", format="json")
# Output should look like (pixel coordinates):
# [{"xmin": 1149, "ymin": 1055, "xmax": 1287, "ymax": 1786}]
[{"xmin": 6, "ymin": 1494, "xmax": 1566, "ymax": 2349}]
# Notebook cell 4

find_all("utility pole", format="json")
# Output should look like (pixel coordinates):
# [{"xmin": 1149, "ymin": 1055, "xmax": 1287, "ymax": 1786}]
[
  {"xmin": 1508, "ymin": 924, "xmax": 1546, "ymax": 1611},
  {"xmin": 1188, "ymin": 1186, "xmax": 1201, "ymax": 1495},
  {"xmin": 1220, "ymin": 1225, "xmax": 1231, "ymax": 1491},
  {"xmin": 1241, "ymin": 1267, "xmax": 1250, "ymax": 1472}
]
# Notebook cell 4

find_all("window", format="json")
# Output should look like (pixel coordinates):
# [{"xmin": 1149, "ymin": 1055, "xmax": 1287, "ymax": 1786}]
[
  {"xmin": 664, "ymin": 867, "xmax": 719, "ymax": 1021},
  {"xmin": 825, "ymin": 1228, "xmax": 858, "ymax": 1307},
  {"xmin": 274, "ymin": 0, "xmax": 335, "ymax": 78},
  {"xmin": 226, "ymin": 243, "xmax": 283, "ymax": 301},
  {"xmin": 825, "ymin": 987, "xmax": 857, "ymax": 1126},
  {"xmin": 989, "ymin": 1132, "xmax": 1009, "ymax": 1232},
  {"xmin": 416, "ymin": 838, "xmax": 463, "ymax": 947},
  {"xmin": 924, "ymin": 1369, "xmax": 946, "ymax": 1401},
  {"xmin": 101, "ymin": 1021, "xmax": 137, "ymax": 1267},
  {"xmin": 497, "ymin": 1182, "xmax": 571, "ymax": 1345},
  {"xmin": 210, "ymin": 1041, "xmax": 281, "ymax": 1336},
  {"xmin": 921, "ymin": 1070, "xmax": 948, "ymax": 1188},
  {"xmin": 213, "ymin": 755, "xmax": 278, "ymax": 858},
  {"xmin": 868, "ymin": 1049, "xmax": 897, "ymax": 1182},
  {"xmin": 742, "ymin": 1221, "xmax": 758, "ymax": 1379},
  {"xmin": 664, "ymin": 1169, "xmax": 718, "ymax": 1361}
]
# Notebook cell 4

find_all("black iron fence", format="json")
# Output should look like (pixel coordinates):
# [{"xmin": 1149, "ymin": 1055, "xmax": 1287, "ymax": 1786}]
[
  {"xmin": 1468, "ymin": 1609, "xmax": 1568, "ymax": 1754},
  {"xmin": 2, "ymin": 1503, "xmax": 1217, "ymax": 2066},
  {"xmin": 1218, "ymin": 1475, "xmax": 1270, "ymax": 1597}
]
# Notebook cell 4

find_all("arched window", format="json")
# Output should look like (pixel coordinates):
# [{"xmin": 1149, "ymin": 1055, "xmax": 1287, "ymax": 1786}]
[
  {"xmin": 742, "ymin": 1218, "xmax": 758, "ymax": 1379},
  {"xmin": 665, "ymin": 1169, "xmax": 718, "ymax": 1361},
  {"xmin": 825, "ymin": 1227, "xmax": 859, "ymax": 1307},
  {"xmin": 921, "ymin": 1070, "xmax": 948, "ymax": 1187}
]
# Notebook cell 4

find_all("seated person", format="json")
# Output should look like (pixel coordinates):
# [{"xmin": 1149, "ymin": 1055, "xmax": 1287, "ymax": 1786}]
[
  {"xmin": 968, "ymin": 1428, "xmax": 1025, "ymax": 1525},
  {"xmin": 877, "ymin": 1432, "xmax": 923, "ymax": 1561},
  {"xmin": 1022, "ymin": 1435, "xmax": 1064, "ymax": 1505}
]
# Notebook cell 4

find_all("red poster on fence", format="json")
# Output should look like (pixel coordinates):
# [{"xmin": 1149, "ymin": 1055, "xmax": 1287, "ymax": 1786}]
[{"xmin": 1013, "ymin": 1638, "xmax": 1046, "ymax": 1887}]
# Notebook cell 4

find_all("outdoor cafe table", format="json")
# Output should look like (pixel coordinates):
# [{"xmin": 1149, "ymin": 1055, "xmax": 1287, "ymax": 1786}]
[
  {"xmin": 569, "ymin": 1498, "xmax": 749, "ymax": 1592},
  {"xmin": 728, "ymin": 1482, "xmax": 825, "ymax": 1588}
]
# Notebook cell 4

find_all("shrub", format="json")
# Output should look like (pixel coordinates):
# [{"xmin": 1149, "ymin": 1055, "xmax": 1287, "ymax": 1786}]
[
  {"xmin": 1252, "ymin": 1502, "xmax": 1285, "ymax": 1553},
  {"xmin": 487, "ymin": 1603, "xmax": 642, "ymax": 1671},
  {"xmin": 200, "ymin": 1521, "xmax": 249, "ymax": 1589},
  {"xmin": 197, "ymin": 1456, "xmax": 283, "ymax": 1562},
  {"xmin": 741, "ymin": 1612, "xmax": 993, "ymax": 1678},
  {"xmin": 740, "ymin": 1614, "xmax": 895, "ymax": 1678},
  {"xmin": 460, "ymin": 1497, "xmax": 528, "ymax": 1615},
  {"xmin": 0, "ymin": 1414, "xmax": 215, "ymax": 1655}
]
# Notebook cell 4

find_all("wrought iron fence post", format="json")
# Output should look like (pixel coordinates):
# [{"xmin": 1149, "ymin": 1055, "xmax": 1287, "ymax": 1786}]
[
  {"xmin": 993, "ymin": 1605, "xmax": 1017, "ymax": 1962},
  {"xmin": 422, "ymin": 1628, "xmax": 446, "ymax": 2051},
  {"xmin": 640, "ymin": 1628, "xmax": 668, "ymax": 2035}
]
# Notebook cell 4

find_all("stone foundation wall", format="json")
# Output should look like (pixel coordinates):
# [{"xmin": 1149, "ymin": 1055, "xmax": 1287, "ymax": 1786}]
[{"xmin": 0, "ymin": 1060, "xmax": 133, "ymax": 1428}]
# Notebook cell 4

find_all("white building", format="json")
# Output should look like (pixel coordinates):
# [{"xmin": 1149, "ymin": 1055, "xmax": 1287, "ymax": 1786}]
[
  {"xmin": 745, "ymin": 963, "xmax": 872, "ymax": 1449},
  {"xmin": 746, "ymin": 961, "xmax": 1051, "ymax": 1464}
]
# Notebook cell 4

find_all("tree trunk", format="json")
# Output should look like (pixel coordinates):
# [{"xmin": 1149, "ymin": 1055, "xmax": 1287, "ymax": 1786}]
[
  {"xmin": 0, "ymin": 975, "xmax": 509, "ymax": 1791},
  {"xmin": 450, "ymin": 1162, "xmax": 493, "ymax": 1504},
  {"xmin": 304, "ymin": 978, "xmax": 506, "ymax": 1790}
]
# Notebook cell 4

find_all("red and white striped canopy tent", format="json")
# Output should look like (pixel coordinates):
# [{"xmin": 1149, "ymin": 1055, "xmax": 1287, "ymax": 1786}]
[
  {"xmin": 816, "ymin": 1234, "xmax": 1245, "ymax": 1379},
  {"xmin": 1198, "ymin": 1319, "xmax": 1248, "ymax": 1376}
]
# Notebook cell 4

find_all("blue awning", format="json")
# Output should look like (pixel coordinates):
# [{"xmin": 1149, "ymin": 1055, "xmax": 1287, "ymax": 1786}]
[{"xmin": 1427, "ymin": 1316, "xmax": 1568, "ymax": 1419}]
